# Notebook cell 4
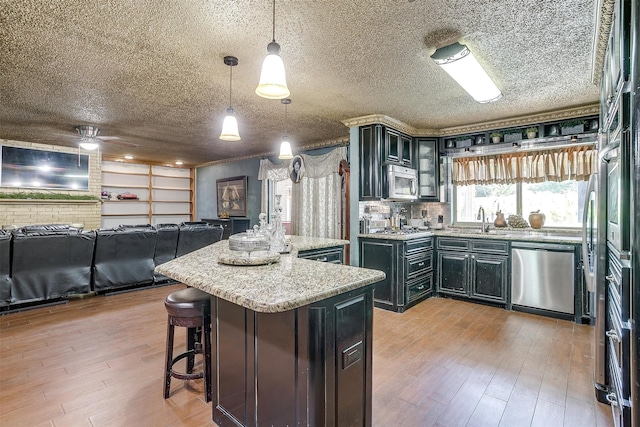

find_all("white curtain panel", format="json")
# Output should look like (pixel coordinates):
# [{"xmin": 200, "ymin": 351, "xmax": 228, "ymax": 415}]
[{"xmin": 258, "ymin": 147, "xmax": 347, "ymax": 239}]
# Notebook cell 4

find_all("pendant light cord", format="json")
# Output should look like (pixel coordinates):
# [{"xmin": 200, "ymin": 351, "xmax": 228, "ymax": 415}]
[
  {"xmin": 284, "ymin": 102, "xmax": 288, "ymax": 136},
  {"xmin": 229, "ymin": 65, "xmax": 233, "ymax": 107},
  {"xmin": 271, "ymin": 0, "xmax": 276, "ymax": 42}
]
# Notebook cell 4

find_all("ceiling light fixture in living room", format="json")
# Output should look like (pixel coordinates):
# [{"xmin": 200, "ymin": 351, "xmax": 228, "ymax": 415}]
[
  {"xmin": 219, "ymin": 56, "xmax": 241, "ymax": 141},
  {"xmin": 278, "ymin": 98, "xmax": 293, "ymax": 159}
]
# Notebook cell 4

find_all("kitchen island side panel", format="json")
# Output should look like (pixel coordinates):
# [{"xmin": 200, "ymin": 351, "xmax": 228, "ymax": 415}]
[{"xmin": 211, "ymin": 285, "xmax": 374, "ymax": 427}]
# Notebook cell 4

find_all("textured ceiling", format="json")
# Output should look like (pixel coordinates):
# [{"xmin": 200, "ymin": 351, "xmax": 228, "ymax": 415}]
[{"xmin": 0, "ymin": 0, "xmax": 600, "ymax": 166}]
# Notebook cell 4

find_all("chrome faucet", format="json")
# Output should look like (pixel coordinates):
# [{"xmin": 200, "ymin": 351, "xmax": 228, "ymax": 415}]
[{"xmin": 477, "ymin": 206, "xmax": 489, "ymax": 232}]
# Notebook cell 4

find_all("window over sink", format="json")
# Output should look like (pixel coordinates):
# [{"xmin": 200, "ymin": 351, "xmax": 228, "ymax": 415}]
[{"xmin": 454, "ymin": 180, "xmax": 588, "ymax": 228}]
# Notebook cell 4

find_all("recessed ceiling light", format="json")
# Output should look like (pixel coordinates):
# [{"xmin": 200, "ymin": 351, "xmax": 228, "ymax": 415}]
[
  {"xmin": 175, "ymin": 161, "xmax": 183, "ymax": 165},
  {"xmin": 124, "ymin": 154, "xmax": 133, "ymax": 160}
]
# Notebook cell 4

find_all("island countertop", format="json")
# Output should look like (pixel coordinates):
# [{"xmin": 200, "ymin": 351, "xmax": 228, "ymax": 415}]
[{"xmin": 156, "ymin": 236, "xmax": 385, "ymax": 313}]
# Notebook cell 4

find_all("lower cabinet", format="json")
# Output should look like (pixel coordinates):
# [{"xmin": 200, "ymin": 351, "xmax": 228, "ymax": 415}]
[
  {"xmin": 359, "ymin": 236, "xmax": 433, "ymax": 312},
  {"xmin": 437, "ymin": 237, "xmax": 509, "ymax": 305},
  {"xmin": 298, "ymin": 246, "xmax": 344, "ymax": 264}
]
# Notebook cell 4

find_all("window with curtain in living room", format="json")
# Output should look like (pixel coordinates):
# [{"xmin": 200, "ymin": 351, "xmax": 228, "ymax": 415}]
[
  {"xmin": 258, "ymin": 147, "xmax": 347, "ymax": 239},
  {"xmin": 452, "ymin": 144, "xmax": 596, "ymax": 227}
]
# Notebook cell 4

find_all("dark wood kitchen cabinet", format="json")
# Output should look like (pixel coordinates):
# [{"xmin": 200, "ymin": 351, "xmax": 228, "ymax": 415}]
[
  {"xmin": 298, "ymin": 246, "xmax": 344, "ymax": 264},
  {"xmin": 385, "ymin": 129, "xmax": 413, "ymax": 167},
  {"xmin": 358, "ymin": 124, "xmax": 415, "ymax": 200},
  {"xmin": 414, "ymin": 138, "xmax": 440, "ymax": 201},
  {"xmin": 359, "ymin": 236, "xmax": 433, "ymax": 312},
  {"xmin": 437, "ymin": 237, "xmax": 509, "ymax": 305},
  {"xmin": 359, "ymin": 124, "xmax": 383, "ymax": 200}
]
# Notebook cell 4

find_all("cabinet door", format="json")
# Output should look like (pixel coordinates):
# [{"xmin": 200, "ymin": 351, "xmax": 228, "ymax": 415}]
[
  {"xmin": 359, "ymin": 125, "xmax": 382, "ymax": 200},
  {"xmin": 385, "ymin": 129, "xmax": 401, "ymax": 164},
  {"xmin": 437, "ymin": 251, "xmax": 467, "ymax": 296},
  {"xmin": 401, "ymin": 134, "xmax": 413, "ymax": 167},
  {"xmin": 360, "ymin": 240, "xmax": 397, "ymax": 309},
  {"xmin": 470, "ymin": 255, "xmax": 508, "ymax": 303},
  {"xmin": 415, "ymin": 138, "xmax": 439, "ymax": 200}
]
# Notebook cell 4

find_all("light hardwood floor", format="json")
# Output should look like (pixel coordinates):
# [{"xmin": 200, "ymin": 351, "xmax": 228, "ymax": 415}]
[{"xmin": 0, "ymin": 284, "xmax": 613, "ymax": 426}]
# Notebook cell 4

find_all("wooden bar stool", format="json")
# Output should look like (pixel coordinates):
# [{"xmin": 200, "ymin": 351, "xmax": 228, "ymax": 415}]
[{"xmin": 163, "ymin": 287, "xmax": 211, "ymax": 402}]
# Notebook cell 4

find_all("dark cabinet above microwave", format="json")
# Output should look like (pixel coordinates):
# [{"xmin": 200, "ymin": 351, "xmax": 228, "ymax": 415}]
[{"xmin": 359, "ymin": 124, "xmax": 441, "ymax": 202}]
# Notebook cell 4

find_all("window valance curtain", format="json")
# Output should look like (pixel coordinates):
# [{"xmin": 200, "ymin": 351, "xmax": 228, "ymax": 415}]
[
  {"xmin": 453, "ymin": 145, "xmax": 596, "ymax": 186},
  {"xmin": 258, "ymin": 147, "xmax": 348, "ymax": 181}
]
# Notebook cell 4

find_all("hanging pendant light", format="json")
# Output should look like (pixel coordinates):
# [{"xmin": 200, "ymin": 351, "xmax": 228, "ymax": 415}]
[
  {"xmin": 278, "ymin": 98, "xmax": 293, "ymax": 159},
  {"xmin": 256, "ymin": 0, "xmax": 290, "ymax": 99},
  {"xmin": 219, "ymin": 56, "xmax": 241, "ymax": 141}
]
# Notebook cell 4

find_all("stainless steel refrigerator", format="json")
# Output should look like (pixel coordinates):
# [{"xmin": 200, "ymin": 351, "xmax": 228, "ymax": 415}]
[{"xmin": 589, "ymin": 0, "xmax": 638, "ymax": 425}]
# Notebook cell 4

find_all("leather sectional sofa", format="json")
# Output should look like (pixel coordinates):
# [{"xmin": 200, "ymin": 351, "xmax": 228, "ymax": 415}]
[{"xmin": 0, "ymin": 221, "xmax": 223, "ymax": 310}]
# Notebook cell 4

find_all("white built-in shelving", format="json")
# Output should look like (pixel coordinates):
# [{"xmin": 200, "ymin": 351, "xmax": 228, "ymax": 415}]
[{"xmin": 101, "ymin": 161, "xmax": 193, "ymax": 228}]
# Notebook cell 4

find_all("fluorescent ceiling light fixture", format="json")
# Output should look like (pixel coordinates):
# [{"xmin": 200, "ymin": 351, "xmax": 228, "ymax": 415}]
[
  {"xmin": 124, "ymin": 154, "xmax": 134, "ymax": 160},
  {"xmin": 255, "ymin": 0, "xmax": 290, "ymax": 99},
  {"xmin": 175, "ymin": 161, "xmax": 183, "ymax": 165},
  {"xmin": 431, "ymin": 42, "xmax": 502, "ymax": 103},
  {"xmin": 220, "ymin": 56, "xmax": 241, "ymax": 141}
]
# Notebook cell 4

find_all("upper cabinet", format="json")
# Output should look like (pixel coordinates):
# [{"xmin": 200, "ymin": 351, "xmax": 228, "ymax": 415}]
[
  {"xmin": 414, "ymin": 138, "xmax": 439, "ymax": 201},
  {"xmin": 359, "ymin": 124, "xmax": 383, "ymax": 200},
  {"xmin": 359, "ymin": 124, "xmax": 420, "ymax": 201},
  {"xmin": 384, "ymin": 129, "xmax": 413, "ymax": 167}
]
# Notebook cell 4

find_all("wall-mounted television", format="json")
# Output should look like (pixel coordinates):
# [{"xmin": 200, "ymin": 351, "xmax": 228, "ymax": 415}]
[{"xmin": 0, "ymin": 146, "xmax": 90, "ymax": 191}]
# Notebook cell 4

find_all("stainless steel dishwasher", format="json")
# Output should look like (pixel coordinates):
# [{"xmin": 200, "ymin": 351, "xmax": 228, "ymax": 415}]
[{"xmin": 511, "ymin": 241, "xmax": 575, "ymax": 314}]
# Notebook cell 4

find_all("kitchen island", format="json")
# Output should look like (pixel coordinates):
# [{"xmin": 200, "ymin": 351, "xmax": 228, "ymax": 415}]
[{"xmin": 156, "ymin": 236, "xmax": 385, "ymax": 427}]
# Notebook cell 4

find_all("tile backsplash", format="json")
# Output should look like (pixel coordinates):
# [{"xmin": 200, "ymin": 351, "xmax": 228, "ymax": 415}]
[{"xmin": 359, "ymin": 200, "xmax": 451, "ymax": 228}]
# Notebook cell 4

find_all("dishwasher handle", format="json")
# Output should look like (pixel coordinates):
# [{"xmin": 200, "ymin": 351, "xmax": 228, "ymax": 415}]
[{"xmin": 511, "ymin": 241, "xmax": 575, "ymax": 251}]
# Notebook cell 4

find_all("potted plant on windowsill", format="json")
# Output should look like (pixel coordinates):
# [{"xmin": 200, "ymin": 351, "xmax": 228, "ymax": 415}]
[
  {"xmin": 490, "ymin": 131, "xmax": 502, "ymax": 144},
  {"xmin": 560, "ymin": 119, "xmax": 586, "ymax": 135},
  {"xmin": 525, "ymin": 127, "xmax": 538, "ymax": 139}
]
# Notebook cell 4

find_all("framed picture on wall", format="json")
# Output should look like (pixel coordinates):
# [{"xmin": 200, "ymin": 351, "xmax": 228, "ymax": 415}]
[
  {"xmin": 216, "ymin": 175, "xmax": 247, "ymax": 217},
  {"xmin": 289, "ymin": 155, "xmax": 305, "ymax": 183}
]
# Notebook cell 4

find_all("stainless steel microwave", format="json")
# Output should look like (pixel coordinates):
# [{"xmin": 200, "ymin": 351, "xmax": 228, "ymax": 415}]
[{"xmin": 382, "ymin": 164, "xmax": 418, "ymax": 201}]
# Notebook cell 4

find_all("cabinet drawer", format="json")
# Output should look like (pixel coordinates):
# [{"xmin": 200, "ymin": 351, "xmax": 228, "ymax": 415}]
[
  {"xmin": 404, "ymin": 237, "xmax": 433, "ymax": 254},
  {"xmin": 437, "ymin": 237, "xmax": 469, "ymax": 251},
  {"xmin": 298, "ymin": 247, "xmax": 344, "ymax": 264},
  {"xmin": 407, "ymin": 274, "xmax": 433, "ymax": 302},
  {"xmin": 470, "ymin": 239, "xmax": 509, "ymax": 255},
  {"xmin": 406, "ymin": 252, "xmax": 433, "ymax": 278}
]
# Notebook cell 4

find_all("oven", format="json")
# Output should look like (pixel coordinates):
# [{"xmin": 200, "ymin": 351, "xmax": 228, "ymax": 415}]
[{"xmin": 602, "ymin": 124, "xmax": 631, "ymax": 256}]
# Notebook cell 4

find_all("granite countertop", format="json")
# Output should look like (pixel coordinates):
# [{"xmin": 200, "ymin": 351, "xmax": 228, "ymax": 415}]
[
  {"xmin": 357, "ymin": 231, "xmax": 434, "ymax": 240},
  {"xmin": 432, "ymin": 229, "xmax": 582, "ymax": 244},
  {"xmin": 156, "ymin": 236, "xmax": 384, "ymax": 313},
  {"xmin": 358, "ymin": 229, "xmax": 581, "ymax": 244}
]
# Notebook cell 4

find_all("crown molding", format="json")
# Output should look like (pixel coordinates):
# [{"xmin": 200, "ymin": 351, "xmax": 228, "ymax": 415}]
[
  {"xmin": 196, "ymin": 137, "xmax": 350, "ymax": 168},
  {"xmin": 341, "ymin": 104, "xmax": 599, "ymax": 138},
  {"xmin": 437, "ymin": 104, "xmax": 600, "ymax": 136},
  {"xmin": 591, "ymin": 0, "xmax": 616, "ymax": 86}
]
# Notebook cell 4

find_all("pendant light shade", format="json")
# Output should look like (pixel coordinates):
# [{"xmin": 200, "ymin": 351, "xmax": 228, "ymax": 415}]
[
  {"xmin": 431, "ymin": 42, "xmax": 502, "ymax": 103},
  {"xmin": 278, "ymin": 136, "xmax": 293, "ymax": 159},
  {"xmin": 220, "ymin": 107, "xmax": 241, "ymax": 141},
  {"xmin": 278, "ymin": 98, "xmax": 293, "ymax": 159},
  {"xmin": 255, "ymin": 0, "xmax": 290, "ymax": 99},
  {"xmin": 220, "ymin": 56, "xmax": 241, "ymax": 141}
]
